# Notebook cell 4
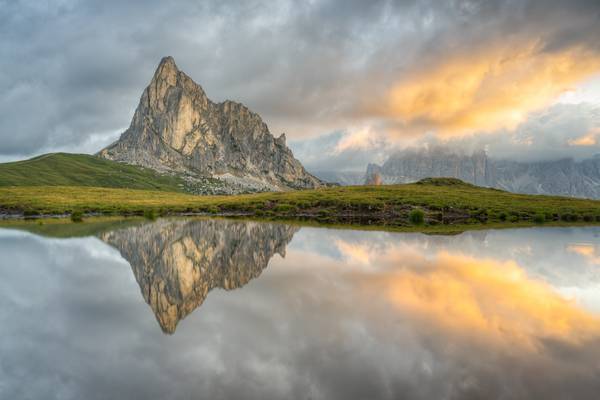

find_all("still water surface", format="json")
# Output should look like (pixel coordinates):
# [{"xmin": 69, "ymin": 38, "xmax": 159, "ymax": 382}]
[{"xmin": 1, "ymin": 218, "xmax": 600, "ymax": 399}]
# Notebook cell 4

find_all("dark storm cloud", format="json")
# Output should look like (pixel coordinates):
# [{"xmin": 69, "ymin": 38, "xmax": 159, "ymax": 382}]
[{"xmin": 0, "ymin": 0, "xmax": 599, "ymax": 159}]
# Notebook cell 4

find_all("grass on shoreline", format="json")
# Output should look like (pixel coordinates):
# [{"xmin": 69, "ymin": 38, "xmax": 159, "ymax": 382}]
[{"xmin": 1, "ymin": 178, "xmax": 600, "ymax": 228}]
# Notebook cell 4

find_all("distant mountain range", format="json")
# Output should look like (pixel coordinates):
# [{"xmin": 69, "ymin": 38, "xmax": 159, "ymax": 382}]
[
  {"xmin": 309, "ymin": 170, "xmax": 366, "ymax": 186},
  {"xmin": 362, "ymin": 147, "xmax": 600, "ymax": 199},
  {"xmin": 99, "ymin": 56, "xmax": 322, "ymax": 192}
]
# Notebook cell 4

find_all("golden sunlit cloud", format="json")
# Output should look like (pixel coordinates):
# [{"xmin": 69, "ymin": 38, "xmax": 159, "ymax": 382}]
[
  {"xmin": 332, "ymin": 127, "xmax": 378, "ymax": 154},
  {"xmin": 334, "ymin": 239, "xmax": 373, "ymax": 265},
  {"xmin": 380, "ymin": 251, "xmax": 600, "ymax": 348},
  {"xmin": 335, "ymin": 243, "xmax": 600, "ymax": 350},
  {"xmin": 568, "ymin": 128, "xmax": 600, "ymax": 146},
  {"xmin": 380, "ymin": 43, "xmax": 600, "ymax": 136},
  {"xmin": 567, "ymin": 243, "xmax": 600, "ymax": 264}
]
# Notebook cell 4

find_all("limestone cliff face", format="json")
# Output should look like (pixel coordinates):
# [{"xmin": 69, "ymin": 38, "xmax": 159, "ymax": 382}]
[
  {"xmin": 365, "ymin": 147, "xmax": 600, "ymax": 199},
  {"xmin": 365, "ymin": 148, "xmax": 490, "ymax": 187},
  {"xmin": 99, "ymin": 56, "xmax": 322, "ymax": 191},
  {"xmin": 100, "ymin": 219, "xmax": 298, "ymax": 334}
]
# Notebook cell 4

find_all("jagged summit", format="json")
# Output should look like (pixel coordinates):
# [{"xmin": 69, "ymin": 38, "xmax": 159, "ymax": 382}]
[{"xmin": 99, "ymin": 56, "xmax": 322, "ymax": 192}]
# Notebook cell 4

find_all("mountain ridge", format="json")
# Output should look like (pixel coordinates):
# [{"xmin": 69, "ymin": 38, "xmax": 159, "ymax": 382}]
[
  {"xmin": 99, "ymin": 56, "xmax": 323, "ymax": 192},
  {"xmin": 364, "ymin": 147, "xmax": 600, "ymax": 199}
]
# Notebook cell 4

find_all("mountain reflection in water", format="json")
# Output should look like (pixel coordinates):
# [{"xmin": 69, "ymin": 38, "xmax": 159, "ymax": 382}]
[
  {"xmin": 1, "ymin": 221, "xmax": 600, "ymax": 399},
  {"xmin": 100, "ymin": 219, "xmax": 298, "ymax": 333}
]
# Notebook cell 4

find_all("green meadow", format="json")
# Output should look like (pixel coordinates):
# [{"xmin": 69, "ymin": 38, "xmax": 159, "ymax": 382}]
[{"xmin": 1, "ymin": 177, "xmax": 599, "ymax": 228}]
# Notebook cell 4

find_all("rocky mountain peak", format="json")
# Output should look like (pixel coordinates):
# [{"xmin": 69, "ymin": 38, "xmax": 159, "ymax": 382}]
[
  {"xmin": 275, "ymin": 133, "xmax": 286, "ymax": 146},
  {"xmin": 154, "ymin": 56, "xmax": 178, "ymax": 83},
  {"xmin": 99, "ymin": 56, "xmax": 320, "ymax": 192}
]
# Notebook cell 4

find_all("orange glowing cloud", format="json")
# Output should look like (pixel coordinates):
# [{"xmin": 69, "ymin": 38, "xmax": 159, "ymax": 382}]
[
  {"xmin": 333, "ymin": 243, "xmax": 600, "ymax": 350},
  {"xmin": 568, "ymin": 128, "xmax": 600, "ymax": 146},
  {"xmin": 567, "ymin": 243, "xmax": 600, "ymax": 264},
  {"xmin": 381, "ymin": 43, "xmax": 600, "ymax": 136},
  {"xmin": 379, "ymin": 251, "xmax": 600, "ymax": 348}
]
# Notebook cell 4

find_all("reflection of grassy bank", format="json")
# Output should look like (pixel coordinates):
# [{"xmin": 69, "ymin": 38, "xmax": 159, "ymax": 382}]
[
  {"xmin": 237, "ymin": 216, "xmax": 600, "ymax": 235},
  {"xmin": 2, "ymin": 215, "xmax": 600, "ymax": 239},
  {"xmin": 0, "ymin": 216, "xmax": 146, "ymax": 238},
  {"xmin": 1, "ymin": 178, "xmax": 600, "ymax": 229}
]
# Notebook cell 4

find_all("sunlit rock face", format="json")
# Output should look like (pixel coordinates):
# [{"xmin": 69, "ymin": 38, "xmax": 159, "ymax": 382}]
[
  {"xmin": 98, "ymin": 56, "xmax": 323, "ymax": 191},
  {"xmin": 365, "ymin": 147, "xmax": 600, "ymax": 199},
  {"xmin": 100, "ymin": 219, "xmax": 298, "ymax": 333}
]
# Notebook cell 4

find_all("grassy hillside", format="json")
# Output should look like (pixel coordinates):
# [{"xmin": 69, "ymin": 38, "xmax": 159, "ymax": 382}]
[
  {"xmin": 1, "ymin": 178, "xmax": 599, "ymax": 227},
  {"xmin": 0, "ymin": 153, "xmax": 186, "ymax": 191}
]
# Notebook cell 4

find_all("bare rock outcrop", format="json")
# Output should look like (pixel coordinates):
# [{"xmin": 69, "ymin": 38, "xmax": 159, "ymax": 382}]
[{"xmin": 99, "ymin": 56, "xmax": 322, "ymax": 192}]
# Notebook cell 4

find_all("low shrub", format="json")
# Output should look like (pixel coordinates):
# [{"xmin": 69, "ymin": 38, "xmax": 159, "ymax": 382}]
[
  {"xmin": 318, "ymin": 209, "xmax": 331, "ymax": 217},
  {"xmin": 143, "ymin": 209, "xmax": 157, "ymax": 220},
  {"xmin": 532, "ymin": 213, "xmax": 545, "ymax": 223},
  {"xmin": 561, "ymin": 213, "xmax": 581, "ymax": 222},
  {"xmin": 71, "ymin": 211, "xmax": 83, "ymax": 223},
  {"xmin": 295, "ymin": 200, "xmax": 312, "ymax": 209},
  {"xmin": 409, "ymin": 209, "xmax": 425, "ymax": 225},
  {"xmin": 274, "ymin": 204, "xmax": 296, "ymax": 213}
]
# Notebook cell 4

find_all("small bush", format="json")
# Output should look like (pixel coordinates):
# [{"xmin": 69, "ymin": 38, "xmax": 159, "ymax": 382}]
[
  {"xmin": 274, "ymin": 204, "xmax": 296, "ymax": 213},
  {"xmin": 472, "ymin": 209, "xmax": 488, "ymax": 221},
  {"xmin": 143, "ymin": 209, "xmax": 157, "ymax": 220},
  {"xmin": 583, "ymin": 215, "xmax": 594, "ymax": 222},
  {"xmin": 498, "ymin": 212, "xmax": 507, "ymax": 221},
  {"xmin": 318, "ymin": 209, "xmax": 331, "ymax": 217},
  {"xmin": 561, "ymin": 213, "xmax": 579, "ymax": 222},
  {"xmin": 409, "ymin": 209, "xmax": 425, "ymax": 225},
  {"xmin": 532, "ymin": 213, "xmax": 545, "ymax": 223},
  {"xmin": 71, "ymin": 211, "xmax": 83, "ymax": 223},
  {"xmin": 23, "ymin": 210, "xmax": 40, "ymax": 217},
  {"xmin": 295, "ymin": 201, "xmax": 312, "ymax": 209}
]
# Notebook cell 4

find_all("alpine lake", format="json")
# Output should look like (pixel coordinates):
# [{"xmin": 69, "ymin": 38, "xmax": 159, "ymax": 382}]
[{"xmin": 2, "ymin": 217, "xmax": 600, "ymax": 399}]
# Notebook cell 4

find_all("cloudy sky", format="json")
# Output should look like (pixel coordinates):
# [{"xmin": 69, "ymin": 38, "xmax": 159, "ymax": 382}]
[{"xmin": 2, "ymin": 0, "xmax": 600, "ymax": 171}]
